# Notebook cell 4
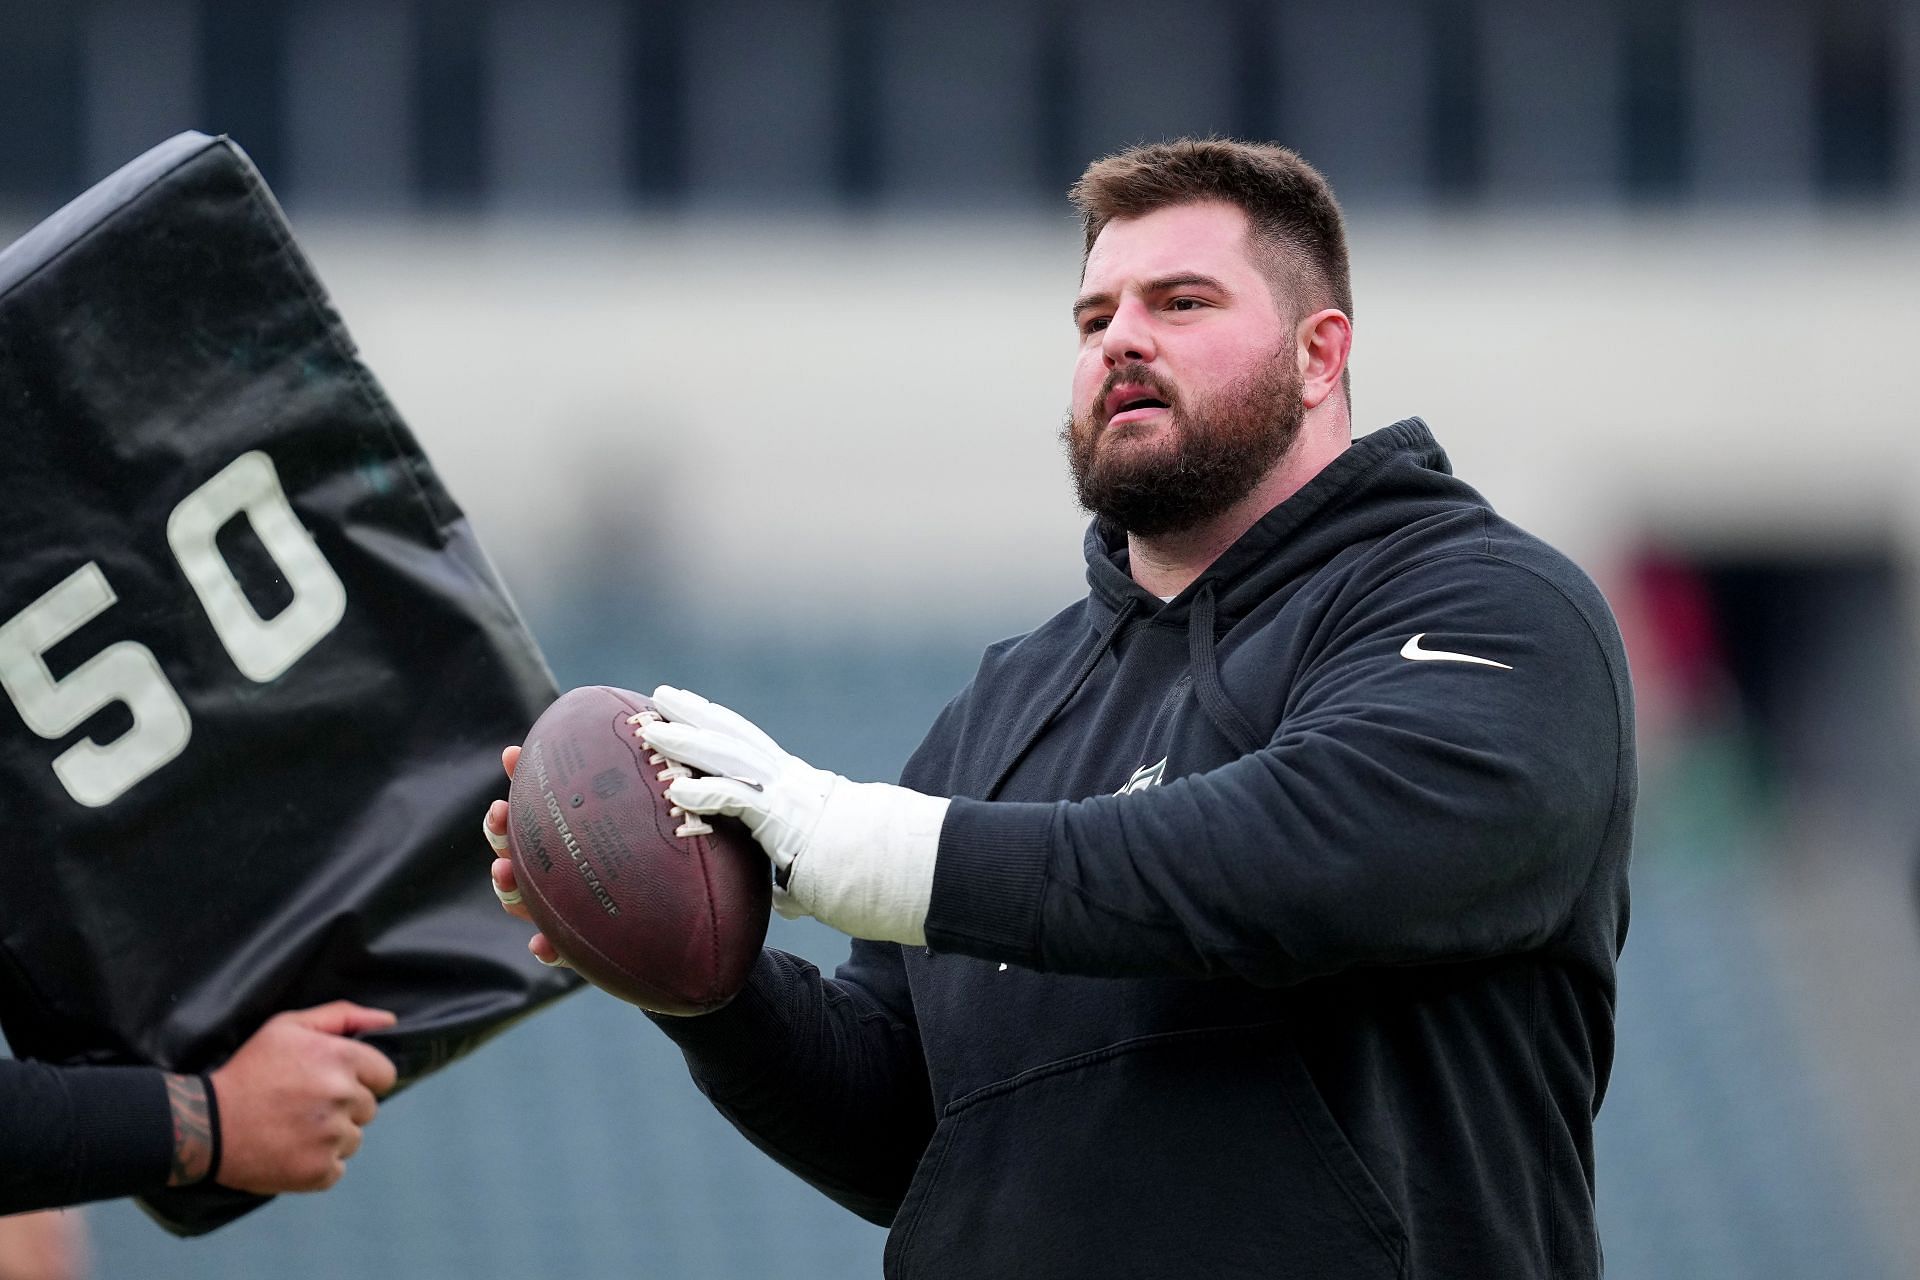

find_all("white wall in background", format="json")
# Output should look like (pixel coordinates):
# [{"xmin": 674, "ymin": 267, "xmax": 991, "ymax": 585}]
[{"xmin": 281, "ymin": 213, "xmax": 1920, "ymax": 630}]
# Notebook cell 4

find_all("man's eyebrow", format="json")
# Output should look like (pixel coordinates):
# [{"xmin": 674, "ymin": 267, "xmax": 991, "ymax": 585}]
[
  {"xmin": 1145, "ymin": 272, "xmax": 1230, "ymax": 296},
  {"xmin": 1071, "ymin": 290, "xmax": 1115, "ymax": 320},
  {"xmin": 1071, "ymin": 273, "xmax": 1232, "ymax": 319}
]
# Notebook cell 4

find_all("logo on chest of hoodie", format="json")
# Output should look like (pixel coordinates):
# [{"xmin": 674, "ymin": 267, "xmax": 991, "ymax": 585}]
[{"xmin": 1117, "ymin": 756, "xmax": 1168, "ymax": 795}]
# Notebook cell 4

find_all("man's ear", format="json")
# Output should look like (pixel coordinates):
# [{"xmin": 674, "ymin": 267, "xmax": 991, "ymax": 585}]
[{"xmin": 1297, "ymin": 309, "xmax": 1352, "ymax": 411}]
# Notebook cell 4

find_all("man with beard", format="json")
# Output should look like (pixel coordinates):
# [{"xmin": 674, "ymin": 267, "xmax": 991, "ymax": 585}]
[{"xmin": 486, "ymin": 139, "xmax": 1634, "ymax": 1278}]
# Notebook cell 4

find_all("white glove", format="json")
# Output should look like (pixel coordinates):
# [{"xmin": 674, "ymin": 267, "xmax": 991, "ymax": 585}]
[{"xmin": 641, "ymin": 685, "xmax": 949, "ymax": 946}]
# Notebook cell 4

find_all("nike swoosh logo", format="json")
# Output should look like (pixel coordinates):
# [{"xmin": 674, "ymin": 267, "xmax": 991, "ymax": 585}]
[{"xmin": 1400, "ymin": 633, "xmax": 1513, "ymax": 670}]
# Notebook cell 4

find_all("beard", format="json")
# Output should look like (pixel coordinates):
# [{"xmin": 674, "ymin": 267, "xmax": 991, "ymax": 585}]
[{"xmin": 1062, "ymin": 350, "xmax": 1304, "ymax": 539}]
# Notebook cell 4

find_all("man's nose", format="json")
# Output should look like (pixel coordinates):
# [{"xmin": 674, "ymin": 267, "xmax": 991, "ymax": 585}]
[{"xmin": 1101, "ymin": 297, "xmax": 1156, "ymax": 366}]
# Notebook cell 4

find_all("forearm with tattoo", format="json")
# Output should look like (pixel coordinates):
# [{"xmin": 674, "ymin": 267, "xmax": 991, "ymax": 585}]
[{"xmin": 164, "ymin": 1073, "xmax": 213, "ymax": 1186}]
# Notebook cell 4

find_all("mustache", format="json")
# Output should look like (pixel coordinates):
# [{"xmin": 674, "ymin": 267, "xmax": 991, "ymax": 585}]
[{"xmin": 1093, "ymin": 364, "xmax": 1177, "ymax": 423}]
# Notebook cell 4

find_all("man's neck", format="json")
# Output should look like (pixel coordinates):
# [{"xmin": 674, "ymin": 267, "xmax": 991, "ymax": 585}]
[{"xmin": 1128, "ymin": 423, "xmax": 1350, "ymax": 599}]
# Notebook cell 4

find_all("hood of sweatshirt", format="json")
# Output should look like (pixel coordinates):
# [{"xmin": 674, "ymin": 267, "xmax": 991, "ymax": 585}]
[
  {"xmin": 1068, "ymin": 418, "xmax": 1485, "ymax": 757},
  {"xmin": 1082, "ymin": 417, "xmax": 1473, "ymax": 629},
  {"xmin": 979, "ymin": 418, "xmax": 1488, "ymax": 797}
]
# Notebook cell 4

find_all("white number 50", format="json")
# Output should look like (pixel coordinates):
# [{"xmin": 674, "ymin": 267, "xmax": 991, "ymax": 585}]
[{"xmin": 0, "ymin": 451, "xmax": 346, "ymax": 808}]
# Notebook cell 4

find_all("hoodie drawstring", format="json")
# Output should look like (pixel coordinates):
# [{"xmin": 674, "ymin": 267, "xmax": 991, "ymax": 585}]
[
  {"xmin": 1188, "ymin": 582, "xmax": 1261, "ymax": 756},
  {"xmin": 981, "ymin": 584, "xmax": 1258, "ymax": 799},
  {"xmin": 982, "ymin": 597, "xmax": 1141, "ymax": 801}
]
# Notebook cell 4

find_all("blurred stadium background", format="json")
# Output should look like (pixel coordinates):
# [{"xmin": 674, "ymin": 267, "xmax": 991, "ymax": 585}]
[{"xmin": 4, "ymin": 0, "xmax": 1920, "ymax": 1275}]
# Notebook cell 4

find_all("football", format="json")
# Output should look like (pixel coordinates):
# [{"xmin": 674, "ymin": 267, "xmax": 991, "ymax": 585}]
[{"xmin": 506, "ymin": 685, "xmax": 771, "ymax": 1015}]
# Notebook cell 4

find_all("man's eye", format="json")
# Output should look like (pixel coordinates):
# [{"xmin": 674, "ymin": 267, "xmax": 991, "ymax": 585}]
[
  {"xmin": 1081, "ymin": 316, "xmax": 1110, "ymax": 334},
  {"xmin": 1168, "ymin": 297, "xmax": 1204, "ymax": 312}
]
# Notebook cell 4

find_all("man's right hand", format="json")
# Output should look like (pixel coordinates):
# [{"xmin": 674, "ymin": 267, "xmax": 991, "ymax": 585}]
[
  {"xmin": 483, "ymin": 745, "xmax": 570, "ymax": 969},
  {"xmin": 200, "ymin": 1002, "xmax": 398, "ymax": 1194}
]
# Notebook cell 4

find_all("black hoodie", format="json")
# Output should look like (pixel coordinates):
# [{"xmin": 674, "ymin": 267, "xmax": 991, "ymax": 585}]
[{"xmin": 657, "ymin": 420, "xmax": 1635, "ymax": 1279}]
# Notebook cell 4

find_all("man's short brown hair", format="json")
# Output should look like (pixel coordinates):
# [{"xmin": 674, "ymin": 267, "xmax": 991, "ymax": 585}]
[{"xmin": 1069, "ymin": 138, "xmax": 1352, "ymax": 328}]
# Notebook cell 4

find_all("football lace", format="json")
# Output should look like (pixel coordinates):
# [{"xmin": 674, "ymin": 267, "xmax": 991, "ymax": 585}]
[{"xmin": 628, "ymin": 710, "xmax": 716, "ymax": 838}]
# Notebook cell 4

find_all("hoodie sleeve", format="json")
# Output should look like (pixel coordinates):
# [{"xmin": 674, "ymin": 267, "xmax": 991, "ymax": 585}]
[
  {"xmin": 642, "ymin": 695, "xmax": 974, "ymax": 1224},
  {"xmin": 925, "ymin": 551, "xmax": 1632, "ymax": 985},
  {"xmin": 1, "ymin": 1059, "xmax": 175, "ymax": 1212},
  {"xmin": 645, "ymin": 940, "xmax": 933, "ymax": 1224}
]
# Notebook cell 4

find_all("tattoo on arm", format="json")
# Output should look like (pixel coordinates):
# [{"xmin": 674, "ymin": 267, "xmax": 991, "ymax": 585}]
[{"xmin": 164, "ymin": 1073, "xmax": 212, "ymax": 1186}]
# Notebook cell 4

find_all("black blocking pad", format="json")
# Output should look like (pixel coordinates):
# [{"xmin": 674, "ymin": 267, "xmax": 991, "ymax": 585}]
[{"xmin": 0, "ymin": 134, "xmax": 578, "ymax": 1232}]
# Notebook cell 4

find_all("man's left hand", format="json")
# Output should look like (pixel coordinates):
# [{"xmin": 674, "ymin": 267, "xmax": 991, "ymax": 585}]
[{"xmin": 640, "ymin": 686, "xmax": 949, "ymax": 946}]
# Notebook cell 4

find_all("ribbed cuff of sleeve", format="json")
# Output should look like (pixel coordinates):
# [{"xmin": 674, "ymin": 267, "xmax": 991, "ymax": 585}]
[
  {"xmin": 64, "ymin": 1065, "xmax": 176, "ymax": 1202},
  {"xmin": 923, "ymin": 797, "xmax": 1055, "ymax": 965}
]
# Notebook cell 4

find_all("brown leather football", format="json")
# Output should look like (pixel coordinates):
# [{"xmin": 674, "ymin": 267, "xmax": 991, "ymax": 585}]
[{"xmin": 506, "ymin": 685, "xmax": 770, "ymax": 1015}]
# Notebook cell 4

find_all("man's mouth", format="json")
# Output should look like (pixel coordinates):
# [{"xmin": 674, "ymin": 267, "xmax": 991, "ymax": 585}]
[{"xmin": 1103, "ymin": 383, "xmax": 1172, "ymax": 426}]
